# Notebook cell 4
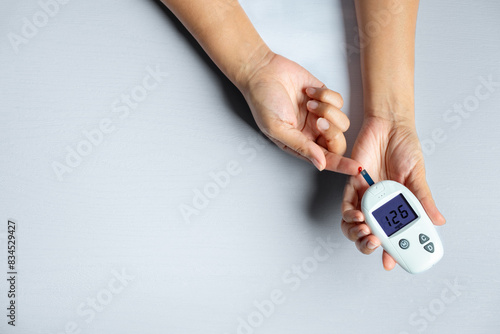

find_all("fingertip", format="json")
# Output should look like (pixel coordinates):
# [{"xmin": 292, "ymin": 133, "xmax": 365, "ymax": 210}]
[
  {"xmin": 316, "ymin": 117, "xmax": 330, "ymax": 132},
  {"xmin": 353, "ymin": 215, "xmax": 364, "ymax": 223},
  {"xmin": 306, "ymin": 87, "xmax": 316, "ymax": 96},
  {"xmin": 342, "ymin": 157, "xmax": 362, "ymax": 176},
  {"xmin": 311, "ymin": 156, "xmax": 325, "ymax": 171},
  {"xmin": 356, "ymin": 235, "xmax": 380, "ymax": 255},
  {"xmin": 382, "ymin": 251, "xmax": 397, "ymax": 271},
  {"xmin": 323, "ymin": 151, "xmax": 359, "ymax": 175},
  {"xmin": 307, "ymin": 100, "xmax": 318, "ymax": 111},
  {"xmin": 435, "ymin": 211, "xmax": 446, "ymax": 225},
  {"xmin": 435, "ymin": 206, "xmax": 447, "ymax": 225},
  {"xmin": 421, "ymin": 197, "xmax": 446, "ymax": 226},
  {"xmin": 342, "ymin": 157, "xmax": 364, "ymax": 176},
  {"xmin": 366, "ymin": 239, "xmax": 379, "ymax": 251},
  {"xmin": 343, "ymin": 209, "xmax": 364, "ymax": 223}
]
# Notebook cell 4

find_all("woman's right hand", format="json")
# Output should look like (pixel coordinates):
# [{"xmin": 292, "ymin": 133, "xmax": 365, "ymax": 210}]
[{"xmin": 240, "ymin": 52, "xmax": 360, "ymax": 175}]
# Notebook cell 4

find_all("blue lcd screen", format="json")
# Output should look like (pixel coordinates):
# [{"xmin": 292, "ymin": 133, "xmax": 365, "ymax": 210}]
[{"xmin": 372, "ymin": 193, "xmax": 418, "ymax": 237}]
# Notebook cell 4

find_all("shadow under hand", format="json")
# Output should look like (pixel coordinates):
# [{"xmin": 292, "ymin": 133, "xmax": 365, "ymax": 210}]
[
  {"xmin": 306, "ymin": 0, "xmax": 364, "ymax": 224},
  {"xmin": 147, "ymin": 0, "xmax": 260, "ymax": 133}
]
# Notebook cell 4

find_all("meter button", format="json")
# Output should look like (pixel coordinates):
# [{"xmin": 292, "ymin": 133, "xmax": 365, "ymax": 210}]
[
  {"xmin": 424, "ymin": 242, "xmax": 435, "ymax": 253},
  {"xmin": 399, "ymin": 239, "xmax": 410, "ymax": 249},
  {"xmin": 419, "ymin": 234, "xmax": 430, "ymax": 244}
]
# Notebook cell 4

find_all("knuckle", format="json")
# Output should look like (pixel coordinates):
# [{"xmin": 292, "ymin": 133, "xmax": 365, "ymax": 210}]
[
  {"xmin": 265, "ymin": 124, "xmax": 279, "ymax": 139},
  {"xmin": 335, "ymin": 93, "xmax": 344, "ymax": 108},
  {"xmin": 317, "ymin": 88, "xmax": 328, "ymax": 101},
  {"xmin": 339, "ymin": 135, "xmax": 347, "ymax": 150},
  {"xmin": 349, "ymin": 225, "xmax": 363, "ymax": 241},
  {"xmin": 336, "ymin": 143, "xmax": 347, "ymax": 156},
  {"xmin": 347, "ymin": 227, "xmax": 358, "ymax": 241},
  {"xmin": 325, "ymin": 134, "xmax": 346, "ymax": 156},
  {"xmin": 294, "ymin": 145, "xmax": 308, "ymax": 158},
  {"xmin": 328, "ymin": 113, "xmax": 349, "ymax": 133},
  {"xmin": 324, "ymin": 107, "xmax": 335, "ymax": 121},
  {"xmin": 321, "ymin": 89, "xmax": 340, "ymax": 106},
  {"xmin": 286, "ymin": 139, "xmax": 307, "ymax": 157},
  {"xmin": 328, "ymin": 130, "xmax": 344, "ymax": 142},
  {"xmin": 340, "ymin": 113, "xmax": 350, "ymax": 131},
  {"xmin": 355, "ymin": 240, "xmax": 366, "ymax": 254},
  {"xmin": 276, "ymin": 141, "xmax": 286, "ymax": 151}
]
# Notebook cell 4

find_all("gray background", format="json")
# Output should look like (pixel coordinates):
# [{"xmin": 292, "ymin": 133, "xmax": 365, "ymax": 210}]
[{"xmin": 1, "ymin": 0, "xmax": 499, "ymax": 333}]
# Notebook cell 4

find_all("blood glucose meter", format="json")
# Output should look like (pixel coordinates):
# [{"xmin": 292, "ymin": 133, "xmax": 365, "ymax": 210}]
[{"xmin": 360, "ymin": 169, "xmax": 443, "ymax": 274}]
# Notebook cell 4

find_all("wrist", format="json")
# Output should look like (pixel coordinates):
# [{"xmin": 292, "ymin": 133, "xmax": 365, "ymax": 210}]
[
  {"xmin": 233, "ymin": 45, "xmax": 275, "ymax": 92},
  {"xmin": 364, "ymin": 95, "xmax": 415, "ymax": 127}
]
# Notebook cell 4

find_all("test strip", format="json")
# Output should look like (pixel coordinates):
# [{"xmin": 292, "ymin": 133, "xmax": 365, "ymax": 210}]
[{"xmin": 361, "ymin": 169, "xmax": 375, "ymax": 186}]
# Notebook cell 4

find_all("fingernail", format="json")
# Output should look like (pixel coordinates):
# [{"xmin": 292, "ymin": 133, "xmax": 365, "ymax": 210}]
[
  {"xmin": 307, "ymin": 100, "xmax": 318, "ymax": 110},
  {"xmin": 306, "ymin": 87, "xmax": 316, "ymax": 95},
  {"xmin": 357, "ymin": 229, "xmax": 368, "ymax": 238},
  {"xmin": 317, "ymin": 117, "xmax": 329, "ymax": 131},
  {"xmin": 367, "ymin": 241, "xmax": 378, "ymax": 250},
  {"xmin": 353, "ymin": 216, "xmax": 363, "ymax": 222},
  {"xmin": 311, "ymin": 158, "xmax": 324, "ymax": 171}
]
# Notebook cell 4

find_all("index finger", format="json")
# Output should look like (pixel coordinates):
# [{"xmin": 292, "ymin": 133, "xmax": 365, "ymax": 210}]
[{"xmin": 323, "ymin": 150, "xmax": 361, "ymax": 175}]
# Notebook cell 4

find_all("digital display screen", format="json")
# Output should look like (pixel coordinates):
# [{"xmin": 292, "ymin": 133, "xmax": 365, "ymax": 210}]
[{"xmin": 372, "ymin": 193, "xmax": 418, "ymax": 237}]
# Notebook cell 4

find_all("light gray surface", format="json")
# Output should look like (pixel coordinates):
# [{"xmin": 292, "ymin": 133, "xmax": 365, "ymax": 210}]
[{"xmin": 1, "ymin": 0, "xmax": 499, "ymax": 333}]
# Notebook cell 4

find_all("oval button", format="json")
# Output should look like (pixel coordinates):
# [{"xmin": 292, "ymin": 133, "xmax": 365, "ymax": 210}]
[{"xmin": 399, "ymin": 239, "xmax": 410, "ymax": 249}]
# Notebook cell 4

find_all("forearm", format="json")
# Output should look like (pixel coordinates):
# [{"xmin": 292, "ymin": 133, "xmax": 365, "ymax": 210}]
[
  {"xmin": 354, "ymin": 0, "xmax": 419, "ymax": 125},
  {"xmin": 160, "ymin": 0, "xmax": 273, "ymax": 91}
]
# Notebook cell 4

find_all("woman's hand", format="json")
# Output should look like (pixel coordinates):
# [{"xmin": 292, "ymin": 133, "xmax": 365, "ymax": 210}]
[
  {"xmin": 160, "ymin": 0, "xmax": 358, "ymax": 174},
  {"xmin": 341, "ymin": 116, "xmax": 446, "ymax": 270},
  {"xmin": 240, "ymin": 52, "xmax": 360, "ymax": 174}
]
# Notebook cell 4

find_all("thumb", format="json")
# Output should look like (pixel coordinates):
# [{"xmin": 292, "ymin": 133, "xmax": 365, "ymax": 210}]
[
  {"xmin": 271, "ymin": 124, "xmax": 326, "ymax": 171},
  {"xmin": 406, "ymin": 169, "xmax": 446, "ymax": 226}
]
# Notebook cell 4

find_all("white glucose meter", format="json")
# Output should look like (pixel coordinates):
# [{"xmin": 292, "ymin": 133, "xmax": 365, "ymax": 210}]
[{"xmin": 360, "ymin": 170, "xmax": 443, "ymax": 274}]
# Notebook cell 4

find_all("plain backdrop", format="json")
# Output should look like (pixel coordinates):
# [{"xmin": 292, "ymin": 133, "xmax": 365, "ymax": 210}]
[{"xmin": 1, "ymin": 0, "xmax": 499, "ymax": 333}]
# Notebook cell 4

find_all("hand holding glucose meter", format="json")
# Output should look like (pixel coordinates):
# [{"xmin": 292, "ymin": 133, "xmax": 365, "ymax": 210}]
[{"xmin": 359, "ymin": 169, "xmax": 443, "ymax": 274}]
